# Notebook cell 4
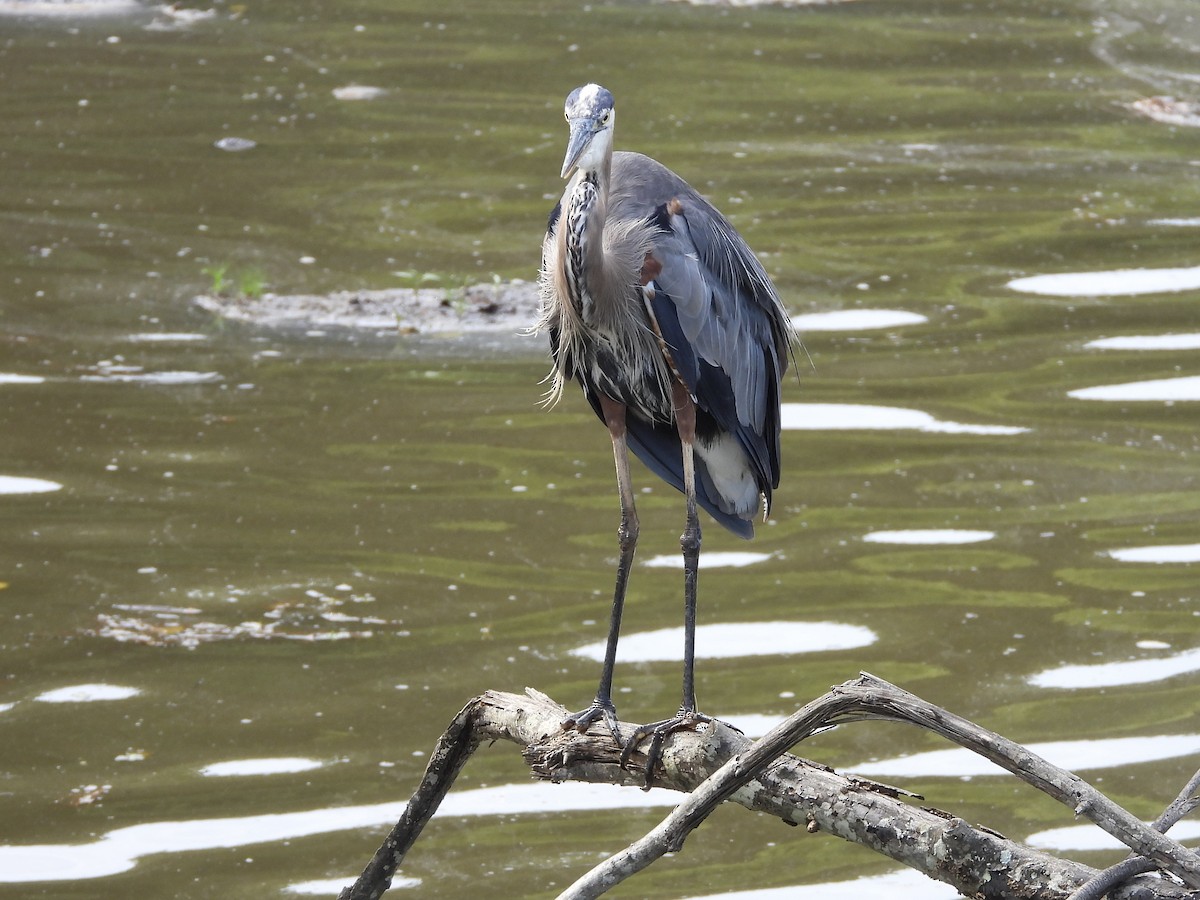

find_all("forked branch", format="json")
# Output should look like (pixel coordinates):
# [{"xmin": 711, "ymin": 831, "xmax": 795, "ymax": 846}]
[{"xmin": 340, "ymin": 675, "xmax": 1196, "ymax": 900}]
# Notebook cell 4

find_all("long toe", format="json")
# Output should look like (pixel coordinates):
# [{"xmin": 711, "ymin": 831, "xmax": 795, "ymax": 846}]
[
  {"xmin": 562, "ymin": 699, "xmax": 622, "ymax": 746},
  {"xmin": 620, "ymin": 711, "xmax": 713, "ymax": 789}
]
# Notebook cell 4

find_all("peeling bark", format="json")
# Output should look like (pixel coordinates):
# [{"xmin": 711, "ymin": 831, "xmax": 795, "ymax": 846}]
[{"xmin": 339, "ymin": 676, "xmax": 1195, "ymax": 900}]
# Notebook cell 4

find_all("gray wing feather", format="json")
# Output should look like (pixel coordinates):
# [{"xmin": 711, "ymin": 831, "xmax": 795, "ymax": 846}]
[{"xmin": 609, "ymin": 150, "xmax": 792, "ymax": 436}]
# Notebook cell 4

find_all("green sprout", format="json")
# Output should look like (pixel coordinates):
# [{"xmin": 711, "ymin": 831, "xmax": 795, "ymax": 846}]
[
  {"xmin": 202, "ymin": 263, "xmax": 229, "ymax": 296},
  {"xmin": 237, "ymin": 267, "xmax": 266, "ymax": 299},
  {"xmin": 202, "ymin": 263, "xmax": 267, "ymax": 299}
]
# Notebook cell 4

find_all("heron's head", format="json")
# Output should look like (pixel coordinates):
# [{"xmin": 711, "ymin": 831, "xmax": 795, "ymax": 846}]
[{"xmin": 560, "ymin": 83, "xmax": 615, "ymax": 179}]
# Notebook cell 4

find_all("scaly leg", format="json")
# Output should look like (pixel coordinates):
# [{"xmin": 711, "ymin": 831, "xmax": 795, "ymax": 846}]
[
  {"xmin": 620, "ymin": 383, "xmax": 713, "ymax": 785},
  {"xmin": 562, "ymin": 395, "xmax": 638, "ymax": 745}
]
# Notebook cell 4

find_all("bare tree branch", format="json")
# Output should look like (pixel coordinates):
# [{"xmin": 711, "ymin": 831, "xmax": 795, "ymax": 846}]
[
  {"xmin": 829, "ymin": 675, "xmax": 1200, "ymax": 888},
  {"xmin": 340, "ymin": 678, "xmax": 1194, "ymax": 900},
  {"xmin": 1068, "ymin": 767, "xmax": 1200, "ymax": 900},
  {"xmin": 556, "ymin": 673, "xmax": 1200, "ymax": 898}
]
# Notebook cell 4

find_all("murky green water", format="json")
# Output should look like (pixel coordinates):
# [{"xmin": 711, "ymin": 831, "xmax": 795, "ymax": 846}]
[{"xmin": 3, "ymin": 0, "xmax": 1200, "ymax": 897}]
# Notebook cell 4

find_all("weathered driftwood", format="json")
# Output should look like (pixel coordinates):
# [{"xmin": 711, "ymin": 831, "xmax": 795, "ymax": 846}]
[
  {"xmin": 1067, "ymin": 768, "xmax": 1200, "ymax": 900},
  {"xmin": 339, "ymin": 674, "xmax": 1197, "ymax": 900}
]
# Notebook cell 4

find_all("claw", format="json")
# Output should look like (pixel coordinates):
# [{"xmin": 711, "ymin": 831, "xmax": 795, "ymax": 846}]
[
  {"xmin": 619, "ymin": 709, "xmax": 713, "ymax": 789},
  {"xmin": 562, "ymin": 698, "xmax": 623, "ymax": 746}
]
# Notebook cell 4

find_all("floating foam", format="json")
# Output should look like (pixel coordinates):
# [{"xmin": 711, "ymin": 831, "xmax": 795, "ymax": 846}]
[
  {"xmin": 790, "ymin": 309, "xmax": 927, "ymax": 332},
  {"xmin": 1030, "ymin": 647, "xmax": 1200, "ymax": 689},
  {"xmin": 780, "ymin": 403, "xmax": 1027, "ymax": 435},
  {"xmin": 571, "ymin": 621, "xmax": 876, "ymax": 663},
  {"xmin": 1009, "ymin": 265, "xmax": 1200, "ymax": 297},
  {"xmin": 850, "ymin": 733, "xmax": 1200, "ymax": 778},
  {"xmin": 1069, "ymin": 375, "xmax": 1200, "ymax": 401},
  {"xmin": 863, "ymin": 529, "xmax": 994, "ymax": 545},
  {"xmin": 200, "ymin": 758, "xmax": 325, "ymax": 777},
  {"xmin": 0, "ymin": 373, "xmax": 44, "ymax": 384}
]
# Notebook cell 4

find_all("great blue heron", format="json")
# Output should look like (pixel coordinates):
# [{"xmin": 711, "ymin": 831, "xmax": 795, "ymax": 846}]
[{"xmin": 537, "ymin": 83, "xmax": 794, "ymax": 777}]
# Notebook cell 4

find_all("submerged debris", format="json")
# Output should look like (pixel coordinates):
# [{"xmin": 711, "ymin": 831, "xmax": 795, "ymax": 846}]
[
  {"xmin": 64, "ymin": 783, "xmax": 112, "ymax": 807},
  {"xmin": 1130, "ymin": 95, "xmax": 1200, "ymax": 127},
  {"xmin": 193, "ymin": 281, "xmax": 541, "ymax": 334},
  {"xmin": 89, "ymin": 586, "xmax": 397, "ymax": 648}
]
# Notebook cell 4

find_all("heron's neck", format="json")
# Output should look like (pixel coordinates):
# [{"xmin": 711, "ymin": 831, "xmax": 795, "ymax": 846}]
[{"xmin": 564, "ymin": 169, "xmax": 608, "ymax": 320}]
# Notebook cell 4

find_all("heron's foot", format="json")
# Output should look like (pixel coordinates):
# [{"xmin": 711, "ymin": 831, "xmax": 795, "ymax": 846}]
[
  {"xmin": 619, "ymin": 708, "xmax": 714, "ymax": 790},
  {"xmin": 561, "ymin": 697, "xmax": 623, "ymax": 746}
]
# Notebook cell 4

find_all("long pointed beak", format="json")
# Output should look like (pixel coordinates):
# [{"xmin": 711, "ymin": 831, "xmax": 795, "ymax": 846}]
[{"xmin": 560, "ymin": 119, "xmax": 594, "ymax": 179}]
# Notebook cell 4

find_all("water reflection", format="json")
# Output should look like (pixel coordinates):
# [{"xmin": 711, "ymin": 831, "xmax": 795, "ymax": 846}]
[
  {"xmin": 683, "ymin": 869, "xmax": 964, "ymax": 899},
  {"xmin": 0, "ymin": 781, "xmax": 678, "ymax": 884},
  {"xmin": 200, "ymin": 758, "xmax": 326, "ymax": 777},
  {"xmin": 1085, "ymin": 333, "xmax": 1200, "ymax": 350},
  {"xmin": 1029, "ymin": 819, "xmax": 1200, "ymax": 853},
  {"xmin": 1068, "ymin": 376, "xmax": 1200, "ymax": 401},
  {"xmin": 34, "ymin": 683, "xmax": 141, "ymax": 703},
  {"xmin": 862, "ymin": 529, "xmax": 994, "ymax": 545},
  {"xmin": 790, "ymin": 309, "xmax": 927, "ymax": 331},
  {"xmin": 1008, "ymin": 265, "xmax": 1200, "ymax": 297},
  {"xmin": 286, "ymin": 876, "xmax": 420, "ymax": 894},
  {"xmin": 850, "ymin": 733, "xmax": 1200, "ymax": 778},
  {"xmin": 642, "ymin": 550, "xmax": 775, "ymax": 568},
  {"xmin": 571, "ymin": 622, "xmax": 877, "ymax": 663},
  {"xmin": 0, "ymin": 475, "xmax": 61, "ymax": 494},
  {"xmin": 1030, "ymin": 647, "xmax": 1200, "ymax": 689},
  {"xmin": 80, "ymin": 367, "xmax": 223, "ymax": 385},
  {"xmin": 0, "ymin": 0, "xmax": 141, "ymax": 16},
  {"xmin": 124, "ymin": 332, "xmax": 209, "ymax": 343},
  {"xmin": 1107, "ymin": 543, "xmax": 1200, "ymax": 563},
  {"xmin": 780, "ymin": 403, "xmax": 1027, "ymax": 435},
  {"xmin": 332, "ymin": 86, "xmax": 387, "ymax": 101}
]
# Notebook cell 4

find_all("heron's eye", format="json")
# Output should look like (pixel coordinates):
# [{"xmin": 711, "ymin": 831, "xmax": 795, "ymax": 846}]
[{"xmin": 600, "ymin": 110, "xmax": 612, "ymax": 125}]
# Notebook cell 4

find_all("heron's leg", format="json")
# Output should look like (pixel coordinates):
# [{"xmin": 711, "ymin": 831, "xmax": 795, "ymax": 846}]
[
  {"xmin": 675, "ymin": 384, "xmax": 702, "ymax": 717},
  {"xmin": 562, "ymin": 395, "xmax": 637, "ymax": 745},
  {"xmin": 619, "ymin": 384, "xmax": 713, "ymax": 786}
]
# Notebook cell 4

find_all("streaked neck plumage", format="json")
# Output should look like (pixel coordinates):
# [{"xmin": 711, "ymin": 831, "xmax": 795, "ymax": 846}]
[{"xmin": 562, "ymin": 150, "xmax": 612, "ymax": 323}]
